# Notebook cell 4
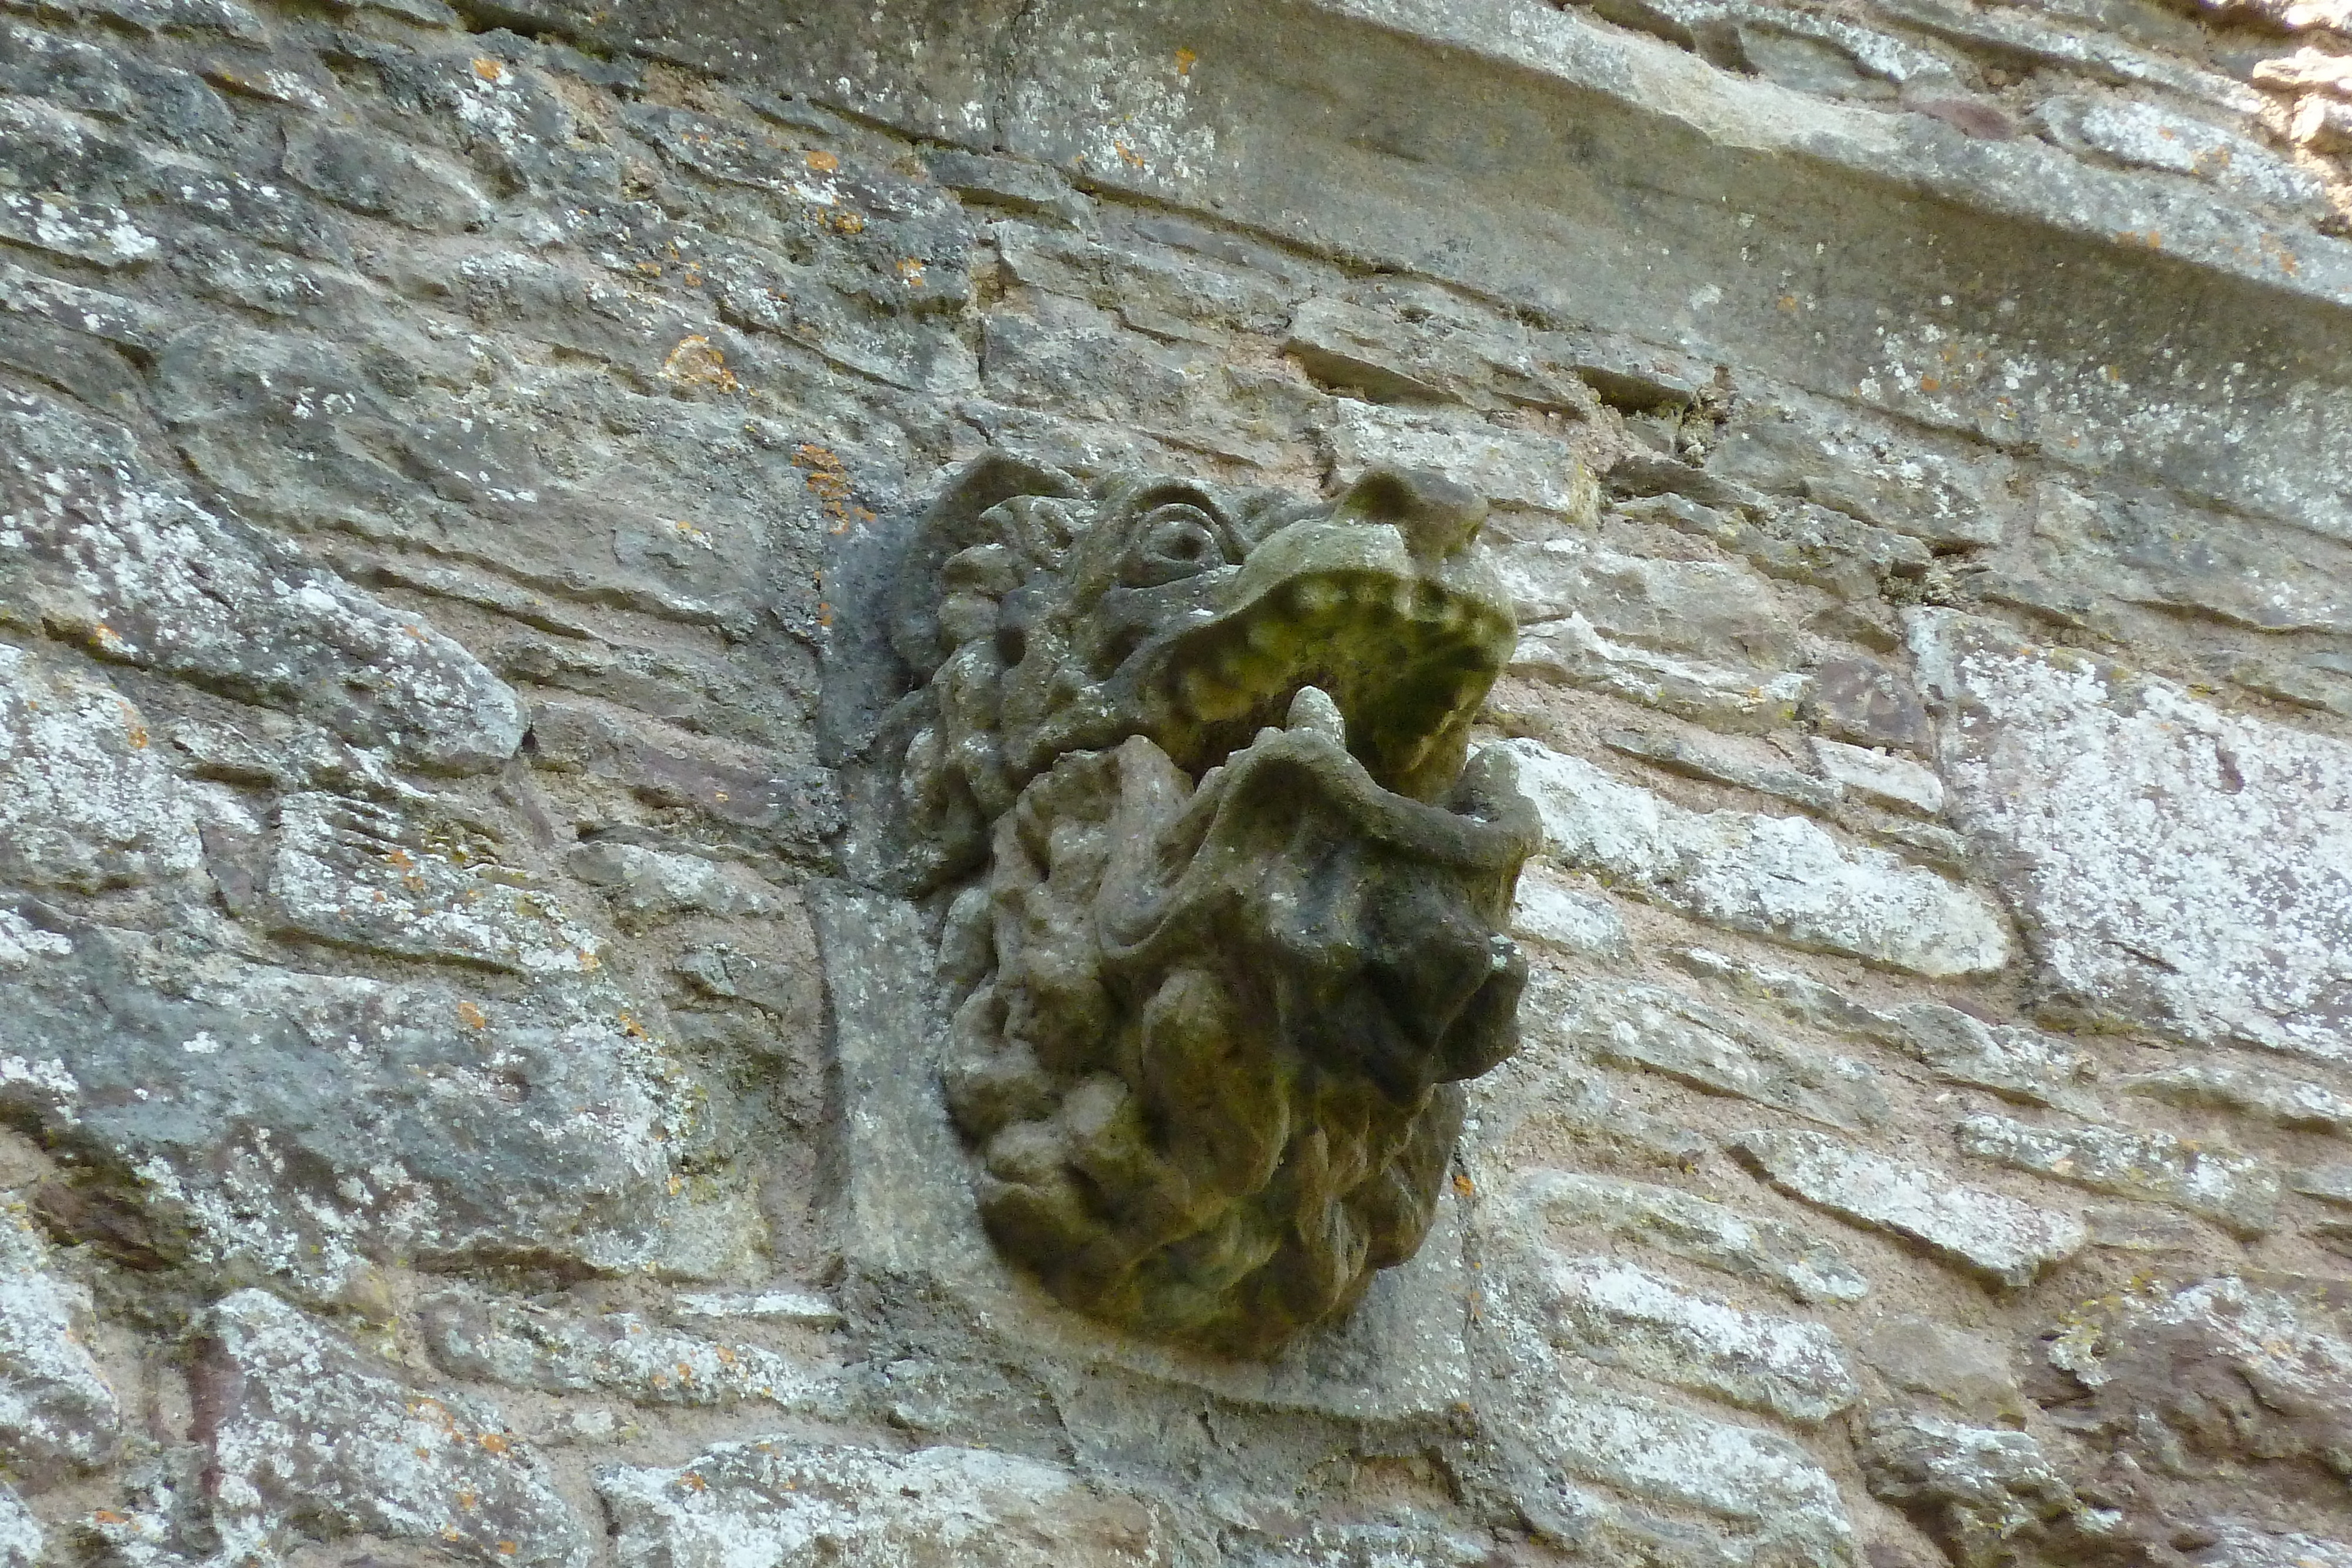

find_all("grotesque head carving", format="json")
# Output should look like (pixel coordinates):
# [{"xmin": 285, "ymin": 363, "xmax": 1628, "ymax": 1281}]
[{"xmin": 892, "ymin": 456, "xmax": 1537, "ymax": 1357}]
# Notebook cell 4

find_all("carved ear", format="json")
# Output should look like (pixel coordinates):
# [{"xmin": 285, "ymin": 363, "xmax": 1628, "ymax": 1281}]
[{"xmin": 891, "ymin": 454, "xmax": 1085, "ymax": 674}]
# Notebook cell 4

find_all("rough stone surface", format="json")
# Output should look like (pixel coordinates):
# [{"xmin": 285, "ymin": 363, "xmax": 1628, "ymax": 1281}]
[
  {"xmin": 1544, "ymin": 975, "xmax": 1892, "ymax": 1130},
  {"xmin": 0, "ymin": 1487, "xmax": 36, "ymax": 1568},
  {"xmin": 1, "ymin": 390, "xmax": 526, "ymax": 773},
  {"xmin": 5, "ymin": 0, "xmax": 2352, "ymax": 1561},
  {"xmin": 1917, "ymin": 611, "xmax": 2352, "ymax": 1064},
  {"xmin": 600, "ymin": 1440, "xmax": 1198, "ymax": 1567},
  {"xmin": 421, "ymin": 1290, "xmax": 837, "ymax": 1412},
  {"xmin": 1956, "ymin": 1111, "xmax": 2282, "ymax": 1236},
  {"xmin": 0, "ymin": 1205, "xmax": 120, "ymax": 1482},
  {"xmin": 1856, "ymin": 1316, "xmax": 2022, "ymax": 1420},
  {"xmin": 1501, "ymin": 1168, "xmax": 1871, "ymax": 1304},
  {"xmin": 1498, "ymin": 739, "xmax": 2011, "ymax": 976},
  {"xmin": 1857, "ymin": 1408, "xmax": 2089, "ymax": 1568},
  {"xmin": 1537, "ymin": 1253, "xmax": 1860, "ymax": 1423},
  {"xmin": 197, "ymin": 1289, "xmax": 590, "ymax": 1568},
  {"xmin": 1732, "ymin": 1129, "xmax": 2087, "ymax": 1286}
]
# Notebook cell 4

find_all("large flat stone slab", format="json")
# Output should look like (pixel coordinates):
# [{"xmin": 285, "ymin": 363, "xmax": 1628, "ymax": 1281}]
[{"xmin": 1915, "ymin": 610, "xmax": 2352, "ymax": 1064}]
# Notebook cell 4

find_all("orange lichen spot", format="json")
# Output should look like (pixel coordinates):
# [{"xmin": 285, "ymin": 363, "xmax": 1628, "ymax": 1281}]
[
  {"xmin": 896, "ymin": 258, "xmax": 927, "ymax": 286},
  {"xmin": 1175, "ymin": 48, "xmax": 1198, "ymax": 75},
  {"xmin": 635, "ymin": 260, "xmax": 662, "ymax": 278},
  {"xmin": 1451, "ymin": 1172, "xmax": 1475, "ymax": 1197},
  {"xmin": 1776, "ymin": 293, "xmax": 1799, "ymax": 312},
  {"xmin": 457, "ymin": 1000, "xmax": 489, "ymax": 1030},
  {"xmin": 828, "ymin": 209, "xmax": 866, "ymax": 235},
  {"xmin": 93, "ymin": 1511, "xmax": 130, "ymax": 1526},
  {"xmin": 804, "ymin": 149, "xmax": 840, "ymax": 172},
  {"xmin": 660, "ymin": 335, "xmax": 741, "ymax": 393},
  {"xmin": 386, "ymin": 848, "xmax": 416, "ymax": 868},
  {"xmin": 497, "ymin": 1543, "xmax": 518, "ymax": 1556},
  {"xmin": 715, "ymin": 1346, "xmax": 738, "ymax": 1365},
  {"xmin": 1919, "ymin": 375, "xmax": 1942, "ymax": 392},
  {"xmin": 472, "ymin": 57, "xmax": 505, "ymax": 82},
  {"xmin": 456, "ymin": 1490, "xmax": 479, "ymax": 1512},
  {"xmin": 91, "ymin": 622, "xmax": 124, "ymax": 649},
  {"xmin": 680, "ymin": 1473, "xmax": 707, "ymax": 1493},
  {"xmin": 619, "ymin": 1012, "xmax": 649, "ymax": 1039},
  {"xmin": 667, "ymin": 1174, "xmax": 685, "ymax": 1196},
  {"xmin": 479, "ymin": 1432, "xmax": 513, "ymax": 1456},
  {"xmin": 1113, "ymin": 140, "xmax": 1145, "ymax": 169}
]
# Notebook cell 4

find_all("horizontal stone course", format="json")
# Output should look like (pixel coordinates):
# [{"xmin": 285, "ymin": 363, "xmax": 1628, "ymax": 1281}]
[
  {"xmin": 1495, "ymin": 739, "xmax": 2012, "ymax": 976},
  {"xmin": 1732, "ymin": 1128, "xmax": 2087, "ymax": 1286}
]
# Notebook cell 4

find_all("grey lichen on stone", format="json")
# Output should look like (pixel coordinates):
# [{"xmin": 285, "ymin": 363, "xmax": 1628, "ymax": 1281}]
[{"xmin": 891, "ymin": 456, "xmax": 1537, "ymax": 1356}]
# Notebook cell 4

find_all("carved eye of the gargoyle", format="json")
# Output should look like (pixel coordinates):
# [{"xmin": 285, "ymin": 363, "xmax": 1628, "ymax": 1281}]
[{"xmin": 1118, "ymin": 503, "xmax": 1231, "ymax": 588}]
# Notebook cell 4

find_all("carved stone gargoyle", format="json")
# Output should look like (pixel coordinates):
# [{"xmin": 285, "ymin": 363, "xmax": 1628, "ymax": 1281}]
[{"xmin": 891, "ymin": 456, "xmax": 1538, "ymax": 1357}]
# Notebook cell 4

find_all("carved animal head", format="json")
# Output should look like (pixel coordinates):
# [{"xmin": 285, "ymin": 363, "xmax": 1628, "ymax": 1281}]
[{"xmin": 894, "ymin": 456, "xmax": 1537, "ymax": 1356}]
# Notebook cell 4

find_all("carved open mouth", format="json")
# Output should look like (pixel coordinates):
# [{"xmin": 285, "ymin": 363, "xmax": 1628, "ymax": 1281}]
[{"xmin": 1148, "ymin": 522, "xmax": 1519, "ymax": 801}]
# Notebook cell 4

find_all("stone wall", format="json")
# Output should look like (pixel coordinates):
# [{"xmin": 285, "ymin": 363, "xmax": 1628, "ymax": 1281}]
[{"xmin": 3, "ymin": 0, "xmax": 2351, "ymax": 1564}]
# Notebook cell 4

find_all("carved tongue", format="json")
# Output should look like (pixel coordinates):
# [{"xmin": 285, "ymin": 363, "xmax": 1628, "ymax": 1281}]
[{"xmin": 1285, "ymin": 684, "xmax": 1347, "ymax": 741}]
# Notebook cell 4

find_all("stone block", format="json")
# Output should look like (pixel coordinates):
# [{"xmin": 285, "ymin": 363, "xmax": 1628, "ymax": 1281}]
[
  {"xmin": 0, "ymin": 389, "xmax": 523, "ymax": 774},
  {"xmin": 1495, "ymin": 740, "xmax": 2011, "ymax": 977},
  {"xmin": 0, "ymin": 1486, "xmax": 36, "ymax": 1568},
  {"xmin": 600, "ymin": 1439, "xmax": 1201, "ymax": 1567},
  {"xmin": 1731, "ymin": 1129, "xmax": 2085, "ymax": 1286},
  {"xmin": 2043, "ymin": 1275, "xmax": 2352, "ymax": 1499},
  {"xmin": 2033, "ymin": 95, "xmax": 2327, "ymax": 218},
  {"xmin": 0, "ymin": 1206, "xmax": 121, "ymax": 1483},
  {"xmin": 1493, "ymin": 536, "xmax": 1795, "ymax": 664},
  {"xmin": 421, "ymin": 1290, "xmax": 840, "ymax": 1412},
  {"xmin": 1710, "ymin": 397, "xmax": 2010, "ymax": 549},
  {"xmin": 1956, "ymin": 1113, "xmax": 2280, "ymax": 1236},
  {"xmin": 1536, "ymin": 1255, "xmax": 1859, "ymax": 1423},
  {"xmin": 0, "ymin": 192, "xmax": 157, "ymax": 268},
  {"xmin": 1500, "ymin": 1169, "xmax": 1868, "ymax": 1305},
  {"xmin": 1509, "ymin": 865, "xmax": 1632, "ymax": 959},
  {"xmin": 197, "ymin": 1290, "xmax": 589, "ymax": 1568},
  {"xmin": 1892, "ymin": 1007, "xmax": 2101, "ymax": 1115},
  {"xmin": 1858, "ymin": 1407, "xmax": 2084, "ymax": 1568},
  {"xmin": 1509, "ymin": 616, "xmax": 1809, "ymax": 734},
  {"xmin": 1809, "ymin": 737, "xmax": 1944, "ymax": 815},
  {"xmin": 0, "ymin": 917, "xmax": 760, "ymax": 1298},
  {"xmin": 1605, "ymin": 727, "xmax": 1845, "ymax": 813},
  {"xmin": 1327, "ymin": 402, "xmax": 1595, "ymax": 519},
  {"xmin": 1522, "ymin": 1386, "xmax": 1853, "ymax": 1563},
  {"xmin": 273, "ymin": 793, "xmax": 603, "ymax": 976},
  {"xmin": 1914, "ymin": 611, "xmax": 2352, "ymax": 1064},
  {"xmin": 1545, "ymin": 977, "xmax": 1891, "ymax": 1131},
  {"xmin": 0, "ymin": 646, "xmax": 201, "ymax": 895},
  {"xmin": 1857, "ymin": 1315, "xmax": 2022, "ymax": 1420},
  {"xmin": 566, "ymin": 840, "xmax": 783, "ymax": 925},
  {"xmin": 1803, "ymin": 655, "xmax": 1933, "ymax": 754},
  {"xmin": 283, "ymin": 123, "xmax": 490, "ymax": 232}
]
